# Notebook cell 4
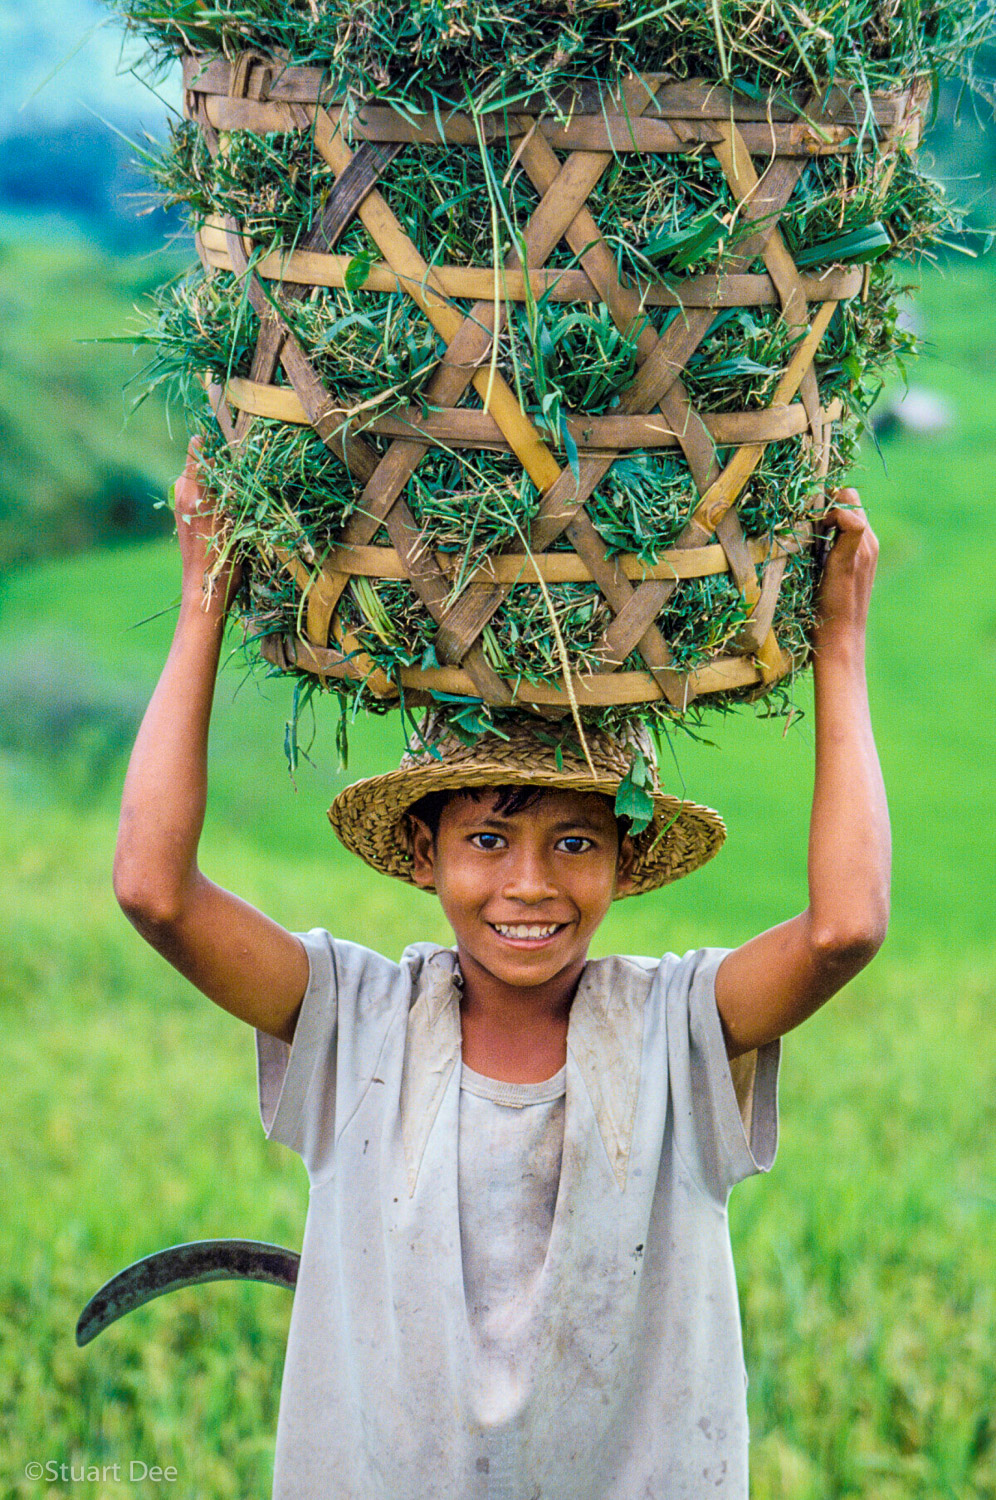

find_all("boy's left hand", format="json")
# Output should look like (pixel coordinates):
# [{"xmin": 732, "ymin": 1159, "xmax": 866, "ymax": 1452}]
[{"xmin": 812, "ymin": 488, "xmax": 878, "ymax": 654}]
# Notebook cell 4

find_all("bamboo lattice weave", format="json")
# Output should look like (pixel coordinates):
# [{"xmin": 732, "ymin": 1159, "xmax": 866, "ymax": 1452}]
[{"xmin": 183, "ymin": 54, "xmax": 926, "ymax": 712}]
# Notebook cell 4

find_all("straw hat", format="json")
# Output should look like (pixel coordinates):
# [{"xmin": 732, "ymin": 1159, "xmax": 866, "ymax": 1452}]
[{"xmin": 328, "ymin": 713, "xmax": 725, "ymax": 897}]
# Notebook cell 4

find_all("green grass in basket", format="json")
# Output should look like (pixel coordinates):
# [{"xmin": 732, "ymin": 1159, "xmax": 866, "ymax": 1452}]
[
  {"xmin": 110, "ymin": 0, "xmax": 994, "ymax": 113},
  {"xmin": 133, "ymin": 133, "xmax": 925, "ymax": 699},
  {"xmin": 109, "ymin": 0, "xmax": 989, "ymax": 738}
]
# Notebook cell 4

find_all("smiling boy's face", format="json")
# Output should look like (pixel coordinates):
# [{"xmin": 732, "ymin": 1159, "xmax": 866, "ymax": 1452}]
[{"xmin": 409, "ymin": 787, "xmax": 635, "ymax": 995}]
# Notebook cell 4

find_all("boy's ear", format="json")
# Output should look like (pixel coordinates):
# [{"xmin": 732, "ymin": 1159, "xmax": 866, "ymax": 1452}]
[
  {"xmin": 615, "ymin": 832, "xmax": 638, "ymax": 897},
  {"xmin": 407, "ymin": 814, "xmax": 437, "ymax": 889}
]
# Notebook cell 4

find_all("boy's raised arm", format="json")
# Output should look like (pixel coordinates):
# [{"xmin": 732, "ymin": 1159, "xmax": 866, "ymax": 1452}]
[
  {"xmin": 113, "ymin": 441, "xmax": 309, "ymax": 1043},
  {"xmin": 715, "ymin": 489, "xmax": 891, "ymax": 1058}
]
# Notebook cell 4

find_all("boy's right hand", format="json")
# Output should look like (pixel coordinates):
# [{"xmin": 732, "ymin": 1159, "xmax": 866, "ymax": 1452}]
[{"xmin": 175, "ymin": 438, "xmax": 242, "ymax": 617}]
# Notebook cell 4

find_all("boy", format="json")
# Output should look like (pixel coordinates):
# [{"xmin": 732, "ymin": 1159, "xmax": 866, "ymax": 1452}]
[{"xmin": 114, "ymin": 442, "xmax": 890, "ymax": 1498}]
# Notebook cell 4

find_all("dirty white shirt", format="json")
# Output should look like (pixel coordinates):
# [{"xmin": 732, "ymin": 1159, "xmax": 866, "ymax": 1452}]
[
  {"xmin": 458, "ymin": 1063, "xmax": 567, "ymax": 1427},
  {"xmin": 255, "ymin": 935, "xmax": 780, "ymax": 1500}
]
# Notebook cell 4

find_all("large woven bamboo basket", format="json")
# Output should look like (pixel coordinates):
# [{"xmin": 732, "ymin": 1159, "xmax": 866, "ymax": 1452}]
[{"xmin": 184, "ymin": 54, "xmax": 925, "ymax": 716}]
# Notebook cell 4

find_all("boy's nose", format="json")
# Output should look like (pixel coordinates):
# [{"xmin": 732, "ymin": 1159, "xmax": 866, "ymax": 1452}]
[{"xmin": 502, "ymin": 846, "xmax": 558, "ymax": 903}]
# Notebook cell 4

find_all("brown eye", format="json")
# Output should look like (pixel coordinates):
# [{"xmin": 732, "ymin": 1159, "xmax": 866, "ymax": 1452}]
[
  {"xmin": 471, "ymin": 832, "xmax": 505, "ymax": 851},
  {"xmin": 558, "ymin": 836, "xmax": 593, "ymax": 854}
]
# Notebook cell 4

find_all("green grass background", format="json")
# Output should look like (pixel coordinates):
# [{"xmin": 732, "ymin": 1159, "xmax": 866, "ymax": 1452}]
[
  {"xmin": 0, "ymin": 237, "xmax": 180, "ymax": 569},
  {"xmin": 1, "ymin": 261, "xmax": 994, "ymax": 1499}
]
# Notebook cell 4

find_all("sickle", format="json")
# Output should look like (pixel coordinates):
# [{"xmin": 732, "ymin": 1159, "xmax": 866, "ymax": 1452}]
[{"xmin": 76, "ymin": 1239, "xmax": 300, "ymax": 1346}]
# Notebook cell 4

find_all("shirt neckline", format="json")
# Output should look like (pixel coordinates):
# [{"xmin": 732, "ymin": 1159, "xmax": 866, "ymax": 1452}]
[{"xmin": 460, "ymin": 1062, "xmax": 567, "ymax": 1108}]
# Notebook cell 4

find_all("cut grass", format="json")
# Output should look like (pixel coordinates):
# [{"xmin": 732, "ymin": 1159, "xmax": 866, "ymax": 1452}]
[
  {"xmin": 133, "ymin": 127, "xmax": 929, "ymax": 727},
  {"xmin": 110, "ymin": 0, "xmax": 995, "ymax": 109},
  {"xmin": 105, "ymin": 0, "xmax": 993, "ymax": 731}
]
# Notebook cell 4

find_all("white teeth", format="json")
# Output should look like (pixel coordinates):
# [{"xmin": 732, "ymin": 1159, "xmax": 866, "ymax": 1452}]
[{"xmin": 493, "ymin": 923, "xmax": 560, "ymax": 939}]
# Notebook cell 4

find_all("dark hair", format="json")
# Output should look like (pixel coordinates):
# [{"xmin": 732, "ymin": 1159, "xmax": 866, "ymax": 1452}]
[{"xmin": 407, "ymin": 785, "xmax": 626, "ymax": 842}]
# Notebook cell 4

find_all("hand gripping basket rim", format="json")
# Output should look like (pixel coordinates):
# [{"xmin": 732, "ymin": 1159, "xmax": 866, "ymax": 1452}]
[{"xmin": 328, "ymin": 718, "xmax": 725, "ymax": 896}]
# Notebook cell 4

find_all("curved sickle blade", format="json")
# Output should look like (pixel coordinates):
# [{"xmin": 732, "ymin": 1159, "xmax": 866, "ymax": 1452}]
[{"xmin": 76, "ymin": 1239, "xmax": 300, "ymax": 1346}]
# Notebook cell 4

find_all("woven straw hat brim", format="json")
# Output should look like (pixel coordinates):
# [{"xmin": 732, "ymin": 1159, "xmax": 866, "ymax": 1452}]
[{"xmin": 328, "ymin": 760, "xmax": 725, "ymax": 897}]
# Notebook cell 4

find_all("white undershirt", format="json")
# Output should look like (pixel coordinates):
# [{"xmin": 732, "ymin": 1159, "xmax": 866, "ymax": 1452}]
[{"xmin": 458, "ymin": 1063, "xmax": 567, "ymax": 1425}]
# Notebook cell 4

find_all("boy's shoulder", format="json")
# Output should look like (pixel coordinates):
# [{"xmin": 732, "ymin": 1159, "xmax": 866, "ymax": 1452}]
[
  {"xmin": 595, "ymin": 952, "xmax": 660, "ymax": 974},
  {"xmin": 300, "ymin": 931, "xmax": 450, "ymax": 978},
  {"xmin": 577, "ymin": 953, "xmax": 660, "ymax": 1012},
  {"xmin": 298, "ymin": 930, "xmax": 459, "ymax": 1017},
  {"xmin": 584, "ymin": 948, "xmax": 724, "ymax": 986}
]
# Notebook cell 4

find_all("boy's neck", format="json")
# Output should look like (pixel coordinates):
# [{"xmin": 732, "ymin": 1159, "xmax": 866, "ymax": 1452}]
[{"xmin": 455, "ymin": 948, "xmax": 585, "ymax": 1084}]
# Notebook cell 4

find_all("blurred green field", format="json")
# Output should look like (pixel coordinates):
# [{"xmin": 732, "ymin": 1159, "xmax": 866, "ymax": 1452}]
[
  {"xmin": 0, "ymin": 237, "xmax": 180, "ymax": 570},
  {"xmin": 1, "ymin": 259, "xmax": 995, "ymax": 1500}
]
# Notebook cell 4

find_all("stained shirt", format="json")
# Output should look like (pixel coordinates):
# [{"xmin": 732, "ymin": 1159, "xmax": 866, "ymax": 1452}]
[
  {"xmin": 458, "ymin": 1062, "xmax": 567, "ymax": 1426},
  {"xmin": 255, "ymin": 934, "xmax": 779, "ymax": 1499}
]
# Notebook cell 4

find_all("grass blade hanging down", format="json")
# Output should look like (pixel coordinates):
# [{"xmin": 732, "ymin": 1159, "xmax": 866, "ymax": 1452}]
[
  {"xmin": 708, "ymin": 0, "xmax": 730, "ymax": 80},
  {"xmin": 466, "ymin": 91, "xmax": 505, "ymax": 424},
  {"xmin": 497, "ymin": 493, "xmax": 598, "ymax": 779}
]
